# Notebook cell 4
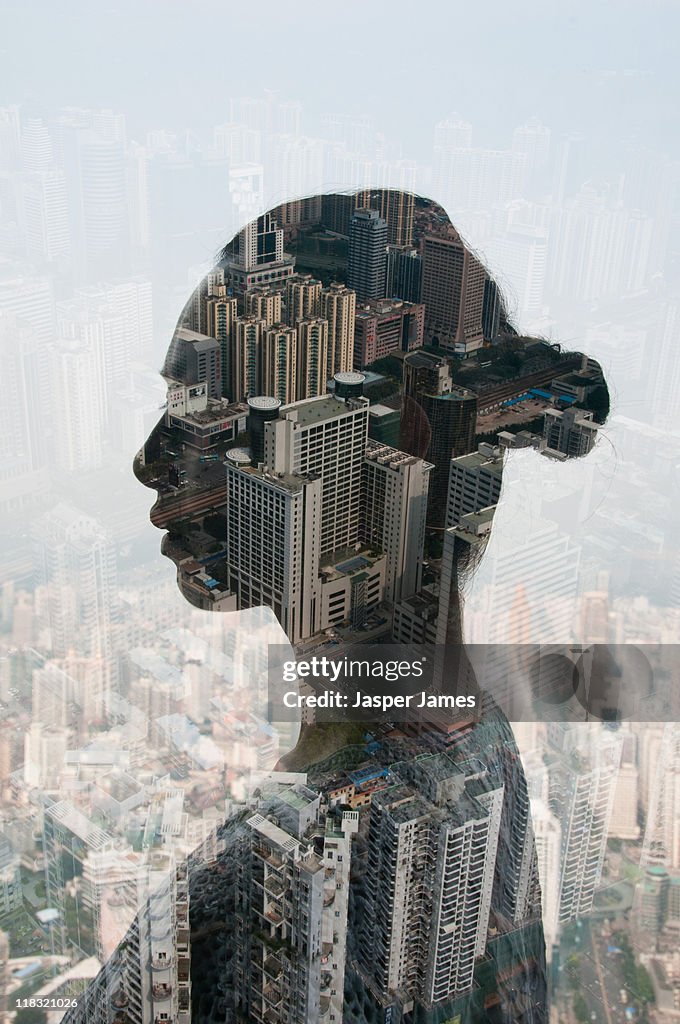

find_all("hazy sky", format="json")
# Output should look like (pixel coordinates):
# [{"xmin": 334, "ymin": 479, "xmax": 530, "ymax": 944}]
[{"xmin": 2, "ymin": 0, "xmax": 678, "ymax": 154}]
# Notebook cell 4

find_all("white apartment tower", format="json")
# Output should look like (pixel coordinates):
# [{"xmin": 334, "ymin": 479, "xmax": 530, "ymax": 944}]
[
  {"xmin": 233, "ymin": 784, "xmax": 357, "ymax": 1024},
  {"xmin": 548, "ymin": 726, "xmax": 622, "ymax": 922},
  {"xmin": 362, "ymin": 440, "xmax": 432, "ymax": 605},
  {"xmin": 265, "ymin": 393, "xmax": 369, "ymax": 559},
  {"xmin": 446, "ymin": 442, "xmax": 504, "ymax": 527},
  {"xmin": 358, "ymin": 754, "xmax": 503, "ymax": 1010}
]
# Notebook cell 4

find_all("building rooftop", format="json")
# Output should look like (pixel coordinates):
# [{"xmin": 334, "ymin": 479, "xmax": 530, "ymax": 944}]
[
  {"xmin": 282, "ymin": 393, "xmax": 368, "ymax": 427},
  {"xmin": 175, "ymin": 327, "xmax": 219, "ymax": 349},
  {"xmin": 450, "ymin": 447, "xmax": 504, "ymax": 476},
  {"xmin": 452, "ymin": 506, "xmax": 496, "ymax": 543},
  {"xmin": 227, "ymin": 461, "xmax": 315, "ymax": 495}
]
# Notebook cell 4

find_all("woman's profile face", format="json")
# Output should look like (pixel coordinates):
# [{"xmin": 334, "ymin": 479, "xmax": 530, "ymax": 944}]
[{"xmin": 135, "ymin": 190, "xmax": 609, "ymax": 661}]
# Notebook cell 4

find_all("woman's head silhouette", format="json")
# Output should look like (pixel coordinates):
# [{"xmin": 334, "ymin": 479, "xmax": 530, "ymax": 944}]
[{"xmin": 135, "ymin": 189, "xmax": 609, "ymax": 652}]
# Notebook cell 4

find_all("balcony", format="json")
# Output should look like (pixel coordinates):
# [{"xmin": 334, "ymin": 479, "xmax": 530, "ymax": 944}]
[
  {"xmin": 152, "ymin": 955, "xmax": 174, "ymax": 971},
  {"xmin": 263, "ymin": 955, "xmax": 282, "ymax": 980},
  {"xmin": 111, "ymin": 992, "xmax": 129, "ymax": 1009},
  {"xmin": 320, "ymin": 971, "xmax": 333, "ymax": 992},
  {"xmin": 177, "ymin": 955, "xmax": 190, "ymax": 984},
  {"xmin": 152, "ymin": 984, "xmax": 172, "ymax": 1001},
  {"xmin": 263, "ymin": 904, "xmax": 283, "ymax": 925},
  {"xmin": 253, "ymin": 846, "xmax": 284, "ymax": 868},
  {"xmin": 264, "ymin": 875, "xmax": 285, "ymax": 898},
  {"xmin": 262, "ymin": 982, "xmax": 282, "ymax": 1006}
]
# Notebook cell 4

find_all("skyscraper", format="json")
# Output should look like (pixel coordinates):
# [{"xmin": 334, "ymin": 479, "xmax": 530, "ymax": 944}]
[
  {"xmin": 320, "ymin": 282, "xmax": 356, "ymax": 376},
  {"xmin": 223, "ymin": 386, "xmax": 430, "ymax": 642},
  {"xmin": 223, "ymin": 211, "xmax": 295, "ymax": 294},
  {"xmin": 547, "ymin": 726, "xmax": 622, "ymax": 922},
  {"xmin": 32, "ymin": 503, "xmax": 118, "ymax": 664},
  {"xmin": 295, "ymin": 317, "xmax": 328, "ymax": 399},
  {"xmin": 355, "ymin": 188, "xmax": 415, "ymax": 246},
  {"xmin": 262, "ymin": 324, "xmax": 297, "ymax": 404},
  {"xmin": 420, "ymin": 232, "xmax": 486, "ymax": 355},
  {"xmin": 285, "ymin": 274, "xmax": 321, "ymax": 325},
  {"xmin": 361, "ymin": 440, "xmax": 432, "ymax": 605},
  {"xmin": 347, "ymin": 208, "xmax": 388, "ymax": 303},
  {"xmin": 233, "ymin": 784, "xmax": 357, "ymax": 1024},
  {"xmin": 205, "ymin": 292, "xmax": 238, "ymax": 397},
  {"xmin": 356, "ymin": 753, "xmax": 503, "ymax": 1012},
  {"xmin": 401, "ymin": 351, "xmax": 477, "ymax": 528},
  {"xmin": 245, "ymin": 286, "xmax": 283, "ymax": 326},
  {"xmin": 234, "ymin": 317, "xmax": 265, "ymax": 401},
  {"xmin": 385, "ymin": 244, "xmax": 423, "ymax": 303}
]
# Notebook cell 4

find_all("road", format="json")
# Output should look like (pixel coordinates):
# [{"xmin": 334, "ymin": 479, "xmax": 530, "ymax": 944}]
[{"xmin": 562, "ymin": 923, "xmax": 636, "ymax": 1024}]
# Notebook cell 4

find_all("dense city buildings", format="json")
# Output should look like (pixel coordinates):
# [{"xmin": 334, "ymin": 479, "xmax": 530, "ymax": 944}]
[{"xmin": 4, "ymin": 171, "xmax": 633, "ymax": 1024}]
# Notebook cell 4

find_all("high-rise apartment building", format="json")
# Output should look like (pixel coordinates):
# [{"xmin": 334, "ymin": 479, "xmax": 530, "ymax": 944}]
[
  {"xmin": 233, "ymin": 783, "xmax": 357, "ymax": 1023},
  {"xmin": 356, "ymin": 753, "xmax": 503, "ymax": 1012},
  {"xmin": 355, "ymin": 188, "xmax": 415, "ymax": 247},
  {"xmin": 262, "ymin": 324, "xmax": 297, "ymax": 405},
  {"xmin": 233, "ymin": 317, "xmax": 265, "ymax": 402},
  {"xmin": 206, "ymin": 292, "xmax": 238, "ymax": 397},
  {"xmin": 547, "ymin": 726, "xmax": 622, "ymax": 922},
  {"xmin": 32, "ymin": 503, "xmax": 118, "ymax": 663},
  {"xmin": 265, "ymin": 393, "xmax": 369, "ymax": 559},
  {"xmin": 609, "ymin": 732, "xmax": 640, "ymax": 840},
  {"xmin": 295, "ymin": 317, "xmax": 328, "ymax": 399},
  {"xmin": 530, "ymin": 798, "xmax": 562, "ymax": 958},
  {"xmin": 347, "ymin": 208, "xmax": 388, "ymax": 303},
  {"xmin": 353, "ymin": 298, "xmax": 425, "ymax": 367},
  {"xmin": 420, "ymin": 232, "xmax": 486, "ymax": 355},
  {"xmin": 224, "ymin": 385, "xmax": 429, "ymax": 642},
  {"xmin": 447, "ymin": 443, "xmax": 504, "ymax": 527},
  {"xmin": 18, "ymin": 169, "xmax": 71, "ymax": 263},
  {"xmin": 401, "ymin": 351, "xmax": 477, "ymax": 528},
  {"xmin": 543, "ymin": 407, "xmax": 598, "ymax": 458},
  {"xmin": 361, "ymin": 441, "xmax": 432, "ymax": 605},
  {"xmin": 285, "ymin": 274, "xmax": 322, "ymax": 326},
  {"xmin": 320, "ymin": 282, "xmax": 355, "ymax": 376},
  {"xmin": 120, "ymin": 855, "xmax": 191, "ymax": 1024},
  {"xmin": 245, "ymin": 286, "xmax": 283, "ymax": 326}
]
